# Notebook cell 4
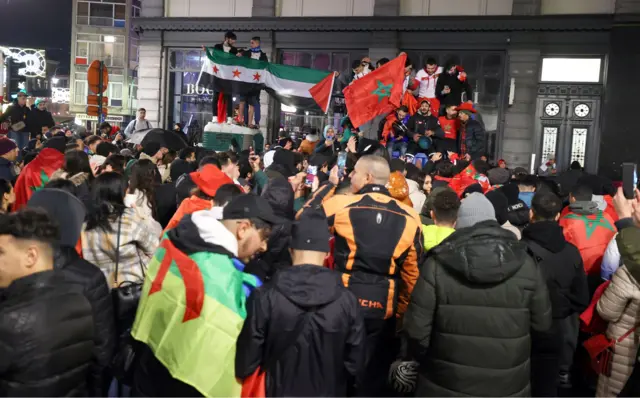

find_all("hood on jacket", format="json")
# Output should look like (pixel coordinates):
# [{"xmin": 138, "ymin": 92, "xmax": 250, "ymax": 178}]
[
  {"xmin": 27, "ymin": 188, "xmax": 86, "ymax": 247},
  {"xmin": 305, "ymin": 133, "xmax": 319, "ymax": 143},
  {"xmin": 522, "ymin": 220, "xmax": 566, "ymax": 253},
  {"xmin": 261, "ymin": 177, "xmax": 295, "ymax": 220},
  {"xmin": 169, "ymin": 208, "xmax": 238, "ymax": 257},
  {"xmin": 592, "ymin": 195, "xmax": 607, "ymax": 212},
  {"xmin": 569, "ymin": 201, "xmax": 599, "ymax": 215},
  {"xmin": 274, "ymin": 264, "xmax": 342, "ymax": 308},
  {"xmin": 432, "ymin": 220, "xmax": 526, "ymax": 284}
]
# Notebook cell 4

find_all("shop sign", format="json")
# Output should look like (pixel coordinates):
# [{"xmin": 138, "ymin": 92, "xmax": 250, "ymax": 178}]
[
  {"xmin": 184, "ymin": 83, "xmax": 213, "ymax": 96},
  {"xmin": 76, "ymin": 114, "xmax": 124, "ymax": 123}
]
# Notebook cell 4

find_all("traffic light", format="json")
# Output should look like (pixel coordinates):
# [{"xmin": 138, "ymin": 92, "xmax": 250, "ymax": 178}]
[{"xmin": 6, "ymin": 58, "xmax": 27, "ymax": 97}]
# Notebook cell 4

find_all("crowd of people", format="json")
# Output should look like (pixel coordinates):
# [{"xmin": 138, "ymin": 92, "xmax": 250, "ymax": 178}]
[
  {"xmin": 1, "ymin": 110, "xmax": 640, "ymax": 397},
  {"xmin": 1, "ymin": 35, "xmax": 640, "ymax": 398}
]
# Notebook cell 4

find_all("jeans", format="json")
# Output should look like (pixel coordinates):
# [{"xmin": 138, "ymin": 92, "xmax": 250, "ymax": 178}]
[
  {"xmin": 9, "ymin": 131, "xmax": 29, "ymax": 162},
  {"xmin": 356, "ymin": 317, "xmax": 398, "ymax": 397},
  {"xmin": 242, "ymin": 96, "xmax": 261, "ymax": 125},
  {"xmin": 388, "ymin": 141, "xmax": 408, "ymax": 159}
]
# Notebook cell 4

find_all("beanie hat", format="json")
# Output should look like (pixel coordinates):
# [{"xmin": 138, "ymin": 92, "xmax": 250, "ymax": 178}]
[
  {"xmin": 0, "ymin": 137, "xmax": 17, "ymax": 156},
  {"xmin": 462, "ymin": 183, "xmax": 484, "ymax": 198},
  {"xmin": 456, "ymin": 192, "xmax": 496, "ymax": 229},
  {"xmin": 290, "ymin": 210, "xmax": 330, "ymax": 253},
  {"xmin": 485, "ymin": 190, "xmax": 509, "ymax": 225},
  {"xmin": 488, "ymin": 167, "xmax": 511, "ymax": 186},
  {"xmin": 43, "ymin": 136, "xmax": 67, "ymax": 154}
]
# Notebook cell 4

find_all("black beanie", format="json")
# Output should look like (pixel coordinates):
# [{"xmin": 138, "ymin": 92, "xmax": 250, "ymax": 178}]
[
  {"xmin": 44, "ymin": 136, "xmax": 67, "ymax": 154},
  {"xmin": 485, "ymin": 190, "xmax": 510, "ymax": 225},
  {"xmin": 290, "ymin": 209, "xmax": 330, "ymax": 253}
]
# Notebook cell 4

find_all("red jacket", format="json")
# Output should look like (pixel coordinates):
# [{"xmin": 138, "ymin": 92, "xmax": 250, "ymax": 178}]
[{"xmin": 559, "ymin": 207, "xmax": 617, "ymax": 276}]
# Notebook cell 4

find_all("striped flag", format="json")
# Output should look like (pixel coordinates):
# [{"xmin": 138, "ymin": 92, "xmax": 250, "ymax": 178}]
[{"xmin": 198, "ymin": 48, "xmax": 334, "ymax": 112}]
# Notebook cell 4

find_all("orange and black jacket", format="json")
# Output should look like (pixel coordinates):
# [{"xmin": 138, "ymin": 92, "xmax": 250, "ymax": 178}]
[{"xmin": 301, "ymin": 183, "xmax": 423, "ymax": 320}]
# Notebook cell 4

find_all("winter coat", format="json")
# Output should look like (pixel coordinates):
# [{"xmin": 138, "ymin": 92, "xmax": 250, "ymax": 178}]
[
  {"xmin": 596, "ymin": 265, "xmax": 640, "ymax": 397},
  {"xmin": 0, "ymin": 101, "xmax": 30, "ymax": 133},
  {"xmin": 175, "ymin": 173, "xmax": 197, "ymax": 207},
  {"xmin": 0, "ymin": 271, "xmax": 95, "ymax": 396},
  {"xmin": 55, "ymin": 246, "xmax": 116, "ymax": 396},
  {"xmin": 407, "ymin": 179, "xmax": 426, "ymax": 214},
  {"xmin": 298, "ymin": 136, "xmax": 318, "ymax": 155},
  {"xmin": 154, "ymin": 183, "xmax": 178, "ymax": 229},
  {"xmin": 0, "ymin": 157, "xmax": 16, "ymax": 183},
  {"xmin": 27, "ymin": 107, "xmax": 55, "ymax": 136},
  {"xmin": 406, "ymin": 111, "xmax": 442, "ymax": 139},
  {"xmin": 236, "ymin": 265, "xmax": 365, "ymax": 397},
  {"xmin": 460, "ymin": 118, "xmax": 486, "ymax": 160},
  {"xmin": 559, "ymin": 201, "xmax": 617, "ymax": 276},
  {"xmin": 521, "ymin": 221, "xmax": 589, "ymax": 319},
  {"xmin": 245, "ymin": 177, "xmax": 294, "ymax": 282},
  {"xmin": 404, "ymin": 220, "xmax": 552, "ymax": 397},
  {"xmin": 421, "ymin": 224, "xmax": 454, "ymax": 251},
  {"xmin": 81, "ymin": 207, "xmax": 160, "ymax": 287},
  {"xmin": 502, "ymin": 220, "xmax": 522, "ymax": 240},
  {"xmin": 556, "ymin": 169, "xmax": 584, "ymax": 198},
  {"xmin": 435, "ymin": 70, "xmax": 473, "ymax": 106},
  {"xmin": 50, "ymin": 170, "xmax": 92, "ymax": 210}
]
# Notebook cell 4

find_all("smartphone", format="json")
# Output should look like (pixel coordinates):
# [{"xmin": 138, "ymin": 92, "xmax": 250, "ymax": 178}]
[
  {"xmin": 305, "ymin": 165, "xmax": 318, "ymax": 187},
  {"xmin": 623, "ymin": 163, "xmax": 638, "ymax": 199},
  {"xmin": 337, "ymin": 152, "xmax": 348, "ymax": 179}
]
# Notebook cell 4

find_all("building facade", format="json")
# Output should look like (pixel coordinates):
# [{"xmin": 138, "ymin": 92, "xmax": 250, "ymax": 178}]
[
  {"xmin": 69, "ymin": 0, "xmax": 142, "ymax": 130},
  {"xmin": 132, "ymin": 0, "xmax": 640, "ymax": 178}
]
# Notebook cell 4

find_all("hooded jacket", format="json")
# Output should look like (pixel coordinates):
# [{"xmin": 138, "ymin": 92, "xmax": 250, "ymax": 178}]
[
  {"xmin": 236, "ymin": 265, "xmax": 365, "ymax": 397},
  {"xmin": 0, "ymin": 157, "xmax": 16, "ymax": 183},
  {"xmin": 435, "ymin": 64, "xmax": 473, "ymax": 106},
  {"xmin": 559, "ymin": 201, "xmax": 616, "ymax": 276},
  {"xmin": 245, "ymin": 177, "xmax": 295, "ymax": 281},
  {"xmin": 27, "ymin": 107, "xmax": 55, "ymax": 136},
  {"xmin": 133, "ymin": 210, "xmax": 261, "ymax": 397},
  {"xmin": 404, "ymin": 220, "xmax": 551, "ymax": 397},
  {"xmin": 521, "ymin": 221, "xmax": 589, "ymax": 319}
]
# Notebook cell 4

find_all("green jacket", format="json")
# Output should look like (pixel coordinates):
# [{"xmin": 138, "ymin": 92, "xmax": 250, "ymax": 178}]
[{"xmin": 616, "ymin": 222, "xmax": 640, "ymax": 282}]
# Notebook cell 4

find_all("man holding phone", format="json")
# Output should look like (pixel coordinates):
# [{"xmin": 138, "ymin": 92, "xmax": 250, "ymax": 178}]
[{"xmin": 0, "ymin": 92, "xmax": 30, "ymax": 161}]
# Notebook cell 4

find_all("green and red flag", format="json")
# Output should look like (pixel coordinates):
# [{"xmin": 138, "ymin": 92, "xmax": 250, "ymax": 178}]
[
  {"xmin": 131, "ymin": 237, "xmax": 261, "ymax": 397},
  {"xmin": 342, "ymin": 54, "xmax": 406, "ymax": 128},
  {"xmin": 199, "ymin": 48, "xmax": 334, "ymax": 112},
  {"xmin": 13, "ymin": 148, "xmax": 64, "ymax": 210},
  {"xmin": 449, "ymin": 163, "xmax": 490, "ymax": 198}
]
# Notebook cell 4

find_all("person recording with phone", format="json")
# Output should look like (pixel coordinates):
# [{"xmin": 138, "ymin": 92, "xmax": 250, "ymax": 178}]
[{"xmin": 314, "ymin": 125, "xmax": 341, "ymax": 156}]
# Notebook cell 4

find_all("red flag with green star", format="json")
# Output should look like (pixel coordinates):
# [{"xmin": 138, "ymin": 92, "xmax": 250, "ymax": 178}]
[
  {"xmin": 343, "ymin": 54, "xmax": 406, "ymax": 128},
  {"xmin": 13, "ymin": 148, "xmax": 65, "ymax": 211}
]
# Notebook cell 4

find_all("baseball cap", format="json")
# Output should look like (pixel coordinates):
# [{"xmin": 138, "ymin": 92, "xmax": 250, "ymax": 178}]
[{"xmin": 222, "ymin": 194, "xmax": 286, "ymax": 225}]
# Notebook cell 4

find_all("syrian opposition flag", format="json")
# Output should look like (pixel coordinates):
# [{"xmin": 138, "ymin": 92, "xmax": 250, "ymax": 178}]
[
  {"xmin": 343, "ymin": 53, "xmax": 406, "ymax": 128},
  {"xmin": 199, "ymin": 48, "xmax": 334, "ymax": 112}
]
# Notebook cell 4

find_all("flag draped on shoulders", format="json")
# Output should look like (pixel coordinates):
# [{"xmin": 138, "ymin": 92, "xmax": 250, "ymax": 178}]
[
  {"xmin": 343, "ymin": 54, "xmax": 407, "ymax": 128},
  {"xmin": 131, "ymin": 232, "xmax": 261, "ymax": 397},
  {"xmin": 449, "ymin": 163, "xmax": 490, "ymax": 197},
  {"xmin": 13, "ymin": 148, "xmax": 64, "ymax": 210},
  {"xmin": 199, "ymin": 48, "xmax": 334, "ymax": 112}
]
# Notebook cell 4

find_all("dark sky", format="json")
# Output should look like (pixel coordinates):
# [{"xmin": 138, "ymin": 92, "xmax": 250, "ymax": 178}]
[{"xmin": 0, "ymin": 0, "xmax": 72, "ymax": 73}]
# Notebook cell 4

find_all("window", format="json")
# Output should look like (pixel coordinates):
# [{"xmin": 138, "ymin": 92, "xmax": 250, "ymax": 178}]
[
  {"xmin": 542, "ymin": 127, "xmax": 558, "ymax": 163},
  {"xmin": 75, "ymin": 34, "xmax": 125, "ymax": 67},
  {"xmin": 571, "ymin": 128, "xmax": 588, "ymax": 165},
  {"xmin": 108, "ymin": 82, "xmax": 123, "ymax": 107},
  {"xmin": 74, "ymin": 80, "xmax": 88, "ymax": 105},
  {"xmin": 77, "ymin": 1, "xmax": 128, "ymax": 27},
  {"xmin": 540, "ymin": 58, "xmax": 601, "ymax": 83}
]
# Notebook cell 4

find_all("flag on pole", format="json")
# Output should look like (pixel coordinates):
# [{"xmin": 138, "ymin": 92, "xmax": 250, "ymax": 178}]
[
  {"xmin": 309, "ymin": 72, "xmax": 336, "ymax": 114},
  {"xmin": 342, "ymin": 54, "xmax": 407, "ymax": 128},
  {"xmin": 198, "ymin": 48, "xmax": 334, "ymax": 111}
]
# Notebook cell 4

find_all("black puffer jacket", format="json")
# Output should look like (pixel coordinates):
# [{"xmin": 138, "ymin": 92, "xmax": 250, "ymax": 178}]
[
  {"xmin": 55, "ymin": 246, "xmax": 117, "ymax": 396},
  {"xmin": 404, "ymin": 220, "xmax": 552, "ymax": 397},
  {"xmin": 236, "ymin": 265, "xmax": 365, "ymax": 397},
  {"xmin": 521, "ymin": 221, "xmax": 589, "ymax": 319},
  {"xmin": 461, "ymin": 118, "xmax": 486, "ymax": 160},
  {"xmin": 27, "ymin": 107, "xmax": 55, "ymax": 136},
  {"xmin": 0, "ymin": 271, "xmax": 95, "ymax": 396},
  {"xmin": 245, "ymin": 177, "xmax": 294, "ymax": 281},
  {"xmin": 0, "ymin": 101, "xmax": 30, "ymax": 132}
]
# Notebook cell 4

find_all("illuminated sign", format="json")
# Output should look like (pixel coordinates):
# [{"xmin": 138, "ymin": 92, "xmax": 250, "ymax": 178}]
[
  {"xmin": 52, "ymin": 87, "xmax": 70, "ymax": 104},
  {"xmin": 0, "ymin": 46, "xmax": 47, "ymax": 77}
]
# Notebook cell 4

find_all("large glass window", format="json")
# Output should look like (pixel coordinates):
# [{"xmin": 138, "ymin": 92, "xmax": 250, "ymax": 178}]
[
  {"xmin": 540, "ymin": 58, "xmax": 601, "ymax": 83},
  {"xmin": 75, "ymin": 34, "xmax": 125, "ymax": 67},
  {"xmin": 77, "ymin": 1, "xmax": 127, "ymax": 27}
]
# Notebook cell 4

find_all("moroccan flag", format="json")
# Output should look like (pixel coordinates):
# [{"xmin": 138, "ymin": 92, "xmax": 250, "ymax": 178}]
[
  {"xmin": 199, "ymin": 48, "xmax": 333, "ymax": 111},
  {"xmin": 131, "ymin": 231, "xmax": 261, "ymax": 397},
  {"xmin": 343, "ymin": 54, "xmax": 406, "ymax": 128},
  {"xmin": 13, "ymin": 148, "xmax": 64, "ymax": 211},
  {"xmin": 309, "ymin": 72, "xmax": 336, "ymax": 114},
  {"xmin": 449, "ymin": 163, "xmax": 490, "ymax": 198}
]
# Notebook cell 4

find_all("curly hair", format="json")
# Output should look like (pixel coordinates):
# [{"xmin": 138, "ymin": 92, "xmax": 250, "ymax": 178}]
[
  {"xmin": 128, "ymin": 159, "xmax": 158, "ymax": 218},
  {"xmin": 0, "ymin": 208, "xmax": 59, "ymax": 246}
]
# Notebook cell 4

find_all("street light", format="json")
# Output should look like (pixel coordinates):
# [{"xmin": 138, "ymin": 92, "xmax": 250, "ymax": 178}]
[{"xmin": 51, "ymin": 77, "xmax": 59, "ymax": 85}]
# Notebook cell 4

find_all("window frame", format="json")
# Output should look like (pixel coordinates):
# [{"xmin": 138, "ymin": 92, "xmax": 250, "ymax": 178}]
[{"xmin": 539, "ymin": 56, "xmax": 604, "ymax": 84}]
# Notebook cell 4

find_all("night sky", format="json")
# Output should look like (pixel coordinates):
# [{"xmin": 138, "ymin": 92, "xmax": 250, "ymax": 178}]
[{"xmin": 0, "ymin": 0, "xmax": 73, "ymax": 73}]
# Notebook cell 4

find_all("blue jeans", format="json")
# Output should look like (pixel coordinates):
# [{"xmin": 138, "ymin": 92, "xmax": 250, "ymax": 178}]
[
  {"xmin": 387, "ymin": 141, "xmax": 407, "ymax": 159},
  {"xmin": 9, "ymin": 131, "xmax": 29, "ymax": 162},
  {"xmin": 242, "ymin": 96, "xmax": 261, "ymax": 125}
]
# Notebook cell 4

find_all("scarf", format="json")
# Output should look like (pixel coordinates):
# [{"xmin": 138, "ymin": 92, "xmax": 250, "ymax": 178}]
[{"xmin": 250, "ymin": 46, "xmax": 261, "ymax": 53}]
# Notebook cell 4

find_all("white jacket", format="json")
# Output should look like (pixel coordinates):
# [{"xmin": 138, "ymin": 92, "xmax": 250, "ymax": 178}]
[
  {"xmin": 415, "ymin": 66, "xmax": 443, "ymax": 98},
  {"xmin": 407, "ymin": 179, "xmax": 426, "ymax": 214}
]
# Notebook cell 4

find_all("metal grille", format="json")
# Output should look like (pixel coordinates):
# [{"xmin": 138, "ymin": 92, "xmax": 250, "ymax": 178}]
[
  {"xmin": 571, "ymin": 128, "xmax": 588, "ymax": 166},
  {"xmin": 542, "ymin": 127, "xmax": 558, "ymax": 162}
]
